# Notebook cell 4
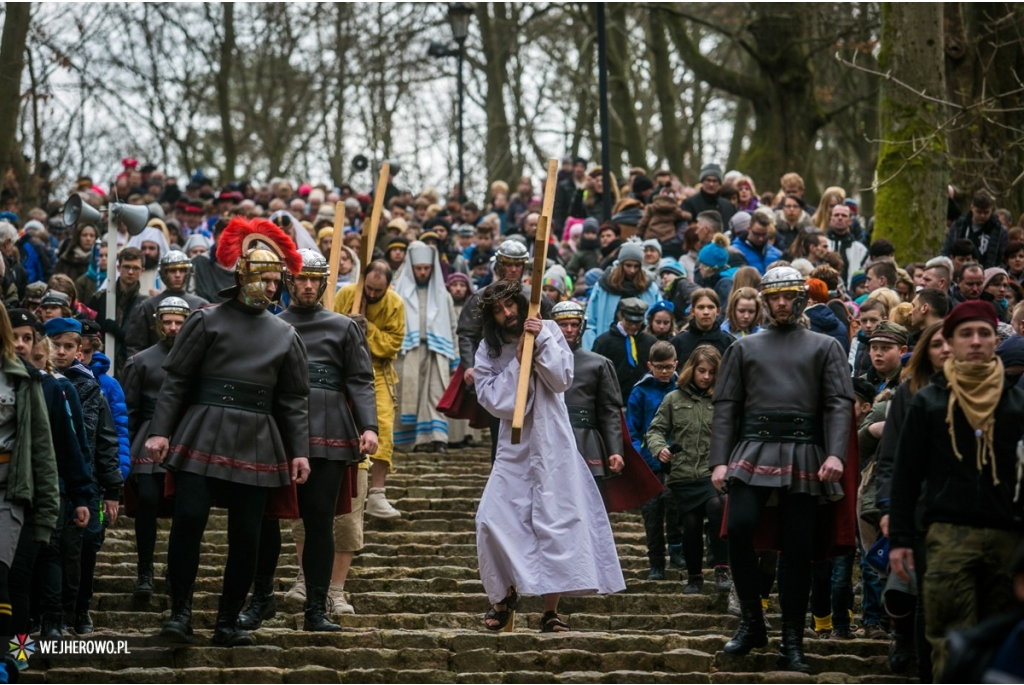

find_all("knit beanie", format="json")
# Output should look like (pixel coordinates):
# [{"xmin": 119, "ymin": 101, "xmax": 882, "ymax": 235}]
[
  {"xmin": 618, "ymin": 241, "xmax": 644, "ymax": 265},
  {"xmin": 698, "ymin": 163, "xmax": 723, "ymax": 183},
  {"xmin": 641, "ymin": 239, "xmax": 663, "ymax": 257},
  {"xmin": 697, "ymin": 242, "xmax": 729, "ymax": 269}
]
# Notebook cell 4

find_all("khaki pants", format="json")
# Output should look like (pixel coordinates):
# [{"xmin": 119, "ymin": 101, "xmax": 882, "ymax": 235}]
[
  {"xmin": 923, "ymin": 522, "xmax": 1023, "ymax": 680},
  {"xmin": 291, "ymin": 469, "xmax": 368, "ymax": 553}
]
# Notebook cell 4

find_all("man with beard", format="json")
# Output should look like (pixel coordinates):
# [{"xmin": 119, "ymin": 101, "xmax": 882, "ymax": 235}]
[
  {"xmin": 89, "ymin": 246, "xmax": 145, "ymax": 377},
  {"xmin": 456, "ymin": 240, "xmax": 553, "ymax": 459},
  {"xmin": 124, "ymin": 250, "xmax": 209, "ymax": 356},
  {"xmin": 551, "ymin": 301, "xmax": 625, "ymax": 486},
  {"xmin": 240, "ymin": 249, "xmax": 377, "ymax": 632},
  {"xmin": 121, "ymin": 296, "xmax": 191, "ymax": 601},
  {"xmin": 146, "ymin": 218, "xmax": 311, "ymax": 647},
  {"xmin": 473, "ymin": 281, "xmax": 625, "ymax": 632},
  {"xmin": 126, "ymin": 225, "xmax": 170, "ymax": 296},
  {"xmin": 333, "ymin": 260, "xmax": 405, "ymax": 520},
  {"xmin": 393, "ymin": 241, "xmax": 457, "ymax": 454},
  {"xmin": 711, "ymin": 266, "xmax": 854, "ymax": 673}
]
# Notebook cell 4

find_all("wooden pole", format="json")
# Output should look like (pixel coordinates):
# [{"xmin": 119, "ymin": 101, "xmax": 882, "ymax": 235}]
[
  {"xmin": 511, "ymin": 158, "xmax": 558, "ymax": 444},
  {"xmin": 351, "ymin": 162, "xmax": 390, "ymax": 314},
  {"xmin": 323, "ymin": 201, "xmax": 345, "ymax": 310}
]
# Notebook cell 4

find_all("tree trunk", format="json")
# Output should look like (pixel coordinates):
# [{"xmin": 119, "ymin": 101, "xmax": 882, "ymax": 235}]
[
  {"xmin": 605, "ymin": 3, "xmax": 646, "ymax": 176},
  {"xmin": 726, "ymin": 98, "xmax": 751, "ymax": 172},
  {"xmin": 477, "ymin": 2, "xmax": 515, "ymax": 193},
  {"xmin": 648, "ymin": 13, "xmax": 684, "ymax": 171},
  {"xmin": 0, "ymin": 3, "xmax": 32, "ymax": 196},
  {"xmin": 944, "ymin": 3, "xmax": 1024, "ymax": 210},
  {"xmin": 873, "ymin": 2, "xmax": 948, "ymax": 261},
  {"xmin": 217, "ymin": 3, "xmax": 236, "ymax": 183}
]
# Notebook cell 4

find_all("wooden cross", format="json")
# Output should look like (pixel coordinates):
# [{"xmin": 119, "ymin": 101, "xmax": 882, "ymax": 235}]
[
  {"xmin": 350, "ymin": 162, "xmax": 390, "ymax": 314},
  {"xmin": 511, "ymin": 158, "xmax": 558, "ymax": 444}
]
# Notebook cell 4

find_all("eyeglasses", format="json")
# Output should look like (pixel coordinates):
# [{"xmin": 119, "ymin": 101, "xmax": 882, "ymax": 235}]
[
  {"xmin": 651, "ymin": 363, "xmax": 676, "ymax": 372},
  {"xmin": 119, "ymin": 265, "xmax": 143, "ymax": 273}
]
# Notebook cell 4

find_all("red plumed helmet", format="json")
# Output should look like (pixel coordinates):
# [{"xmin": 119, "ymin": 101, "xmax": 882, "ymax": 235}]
[{"xmin": 216, "ymin": 217, "xmax": 302, "ymax": 274}]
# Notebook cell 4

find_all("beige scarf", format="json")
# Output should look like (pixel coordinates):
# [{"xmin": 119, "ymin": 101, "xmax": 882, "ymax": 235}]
[{"xmin": 943, "ymin": 357, "xmax": 1004, "ymax": 486}]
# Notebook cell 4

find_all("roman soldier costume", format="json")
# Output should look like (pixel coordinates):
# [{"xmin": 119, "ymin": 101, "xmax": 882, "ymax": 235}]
[
  {"xmin": 149, "ymin": 217, "xmax": 310, "ymax": 647},
  {"xmin": 122, "ymin": 296, "xmax": 191, "ymax": 600},
  {"xmin": 239, "ymin": 248, "xmax": 378, "ymax": 633},
  {"xmin": 125, "ymin": 250, "xmax": 210, "ymax": 355}
]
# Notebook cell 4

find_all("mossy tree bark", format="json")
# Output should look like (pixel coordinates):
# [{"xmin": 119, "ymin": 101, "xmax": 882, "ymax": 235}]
[
  {"xmin": 476, "ymin": 2, "xmax": 515, "ymax": 191},
  {"xmin": 0, "ymin": 3, "xmax": 32, "ymax": 192},
  {"xmin": 648, "ymin": 13, "xmax": 684, "ymax": 171},
  {"xmin": 605, "ymin": 3, "xmax": 647, "ymax": 177},
  {"xmin": 663, "ymin": 5, "xmax": 825, "ymax": 197},
  {"xmin": 873, "ymin": 2, "xmax": 948, "ymax": 262}
]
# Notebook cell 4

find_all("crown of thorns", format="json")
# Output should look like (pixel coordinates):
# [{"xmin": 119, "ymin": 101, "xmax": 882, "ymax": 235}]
[{"xmin": 478, "ymin": 280, "xmax": 523, "ymax": 312}]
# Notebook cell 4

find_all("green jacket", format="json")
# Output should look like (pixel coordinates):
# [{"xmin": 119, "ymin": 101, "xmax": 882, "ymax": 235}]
[
  {"xmin": 4, "ymin": 355, "xmax": 59, "ymax": 542},
  {"xmin": 646, "ymin": 385, "xmax": 714, "ymax": 486}
]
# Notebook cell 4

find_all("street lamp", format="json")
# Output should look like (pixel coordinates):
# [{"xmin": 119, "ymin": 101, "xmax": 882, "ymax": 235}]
[{"xmin": 428, "ymin": 3, "xmax": 473, "ymax": 203}]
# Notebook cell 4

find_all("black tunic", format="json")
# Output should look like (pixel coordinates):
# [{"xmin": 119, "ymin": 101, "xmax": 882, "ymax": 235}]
[
  {"xmin": 149, "ymin": 299, "xmax": 310, "ymax": 488},
  {"xmin": 123, "ymin": 340, "xmax": 171, "ymax": 475},
  {"xmin": 124, "ymin": 290, "xmax": 210, "ymax": 357},
  {"xmin": 277, "ymin": 305, "xmax": 378, "ymax": 463},
  {"xmin": 710, "ymin": 323, "xmax": 853, "ymax": 499},
  {"xmin": 564, "ymin": 348, "xmax": 624, "ymax": 477}
]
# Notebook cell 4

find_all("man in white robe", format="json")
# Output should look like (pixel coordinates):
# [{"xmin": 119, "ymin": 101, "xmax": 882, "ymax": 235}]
[
  {"xmin": 393, "ymin": 241, "xmax": 458, "ymax": 453},
  {"xmin": 473, "ymin": 280, "xmax": 625, "ymax": 632}
]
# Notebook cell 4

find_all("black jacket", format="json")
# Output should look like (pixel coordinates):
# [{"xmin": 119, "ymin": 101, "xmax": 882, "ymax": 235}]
[
  {"xmin": 669, "ymin": 319, "xmax": 735, "ymax": 368},
  {"xmin": 40, "ymin": 371, "xmax": 96, "ymax": 509},
  {"xmin": 62, "ymin": 361, "xmax": 121, "ymax": 500},
  {"xmin": 889, "ymin": 372, "xmax": 1024, "ymax": 549},
  {"xmin": 90, "ymin": 281, "xmax": 143, "ymax": 377},
  {"xmin": 592, "ymin": 323, "xmax": 657, "ymax": 405},
  {"xmin": 943, "ymin": 212, "xmax": 1009, "ymax": 270},
  {"xmin": 681, "ymin": 190, "xmax": 736, "ymax": 225}
]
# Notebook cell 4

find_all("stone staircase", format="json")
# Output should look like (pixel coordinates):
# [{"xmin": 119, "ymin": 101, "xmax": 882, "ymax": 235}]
[{"xmin": 23, "ymin": 446, "xmax": 911, "ymax": 683}]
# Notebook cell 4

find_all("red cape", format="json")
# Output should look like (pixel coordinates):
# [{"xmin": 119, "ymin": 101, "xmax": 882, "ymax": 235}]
[
  {"xmin": 602, "ymin": 414, "xmax": 666, "ymax": 513},
  {"xmin": 720, "ymin": 418, "xmax": 860, "ymax": 560},
  {"xmin": 437, "ymin": 363, "xmax": 491, "ymax": 429}
]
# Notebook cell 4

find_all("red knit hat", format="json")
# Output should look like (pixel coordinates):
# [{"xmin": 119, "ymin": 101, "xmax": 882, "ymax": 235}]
[{"xmin": 942, "ymin": 300, "xmax": 999, "ymax": 340}]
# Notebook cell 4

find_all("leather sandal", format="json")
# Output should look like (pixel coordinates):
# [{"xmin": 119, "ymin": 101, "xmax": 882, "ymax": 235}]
[
  {"xmin": 484, "ymin": 587, "xmax": 519, "ymax": 632},
  {"xmin": 540, "ymin": 610, "xmax": 570, "ymax": 633}
]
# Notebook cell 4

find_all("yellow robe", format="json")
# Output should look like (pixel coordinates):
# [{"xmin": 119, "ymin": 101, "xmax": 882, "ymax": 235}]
[{"xmin": 334, "ymin": 284, "xmax": 405, "ymax": 467}]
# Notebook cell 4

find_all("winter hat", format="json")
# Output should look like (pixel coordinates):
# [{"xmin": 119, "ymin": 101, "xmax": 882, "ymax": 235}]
[
  {"xmin": 316, "ymin": 227, "xmax": 334, "ymax": 242},
  {"xmin": 584, "ymin": 268, "xmax": 603, "ymax": 288},
  {"xmin": 983, "ymin": 267, "xmax": 1009, "ymax": 290},
  {"xmin": 632, "ymin": 175, "xmax": 654, "ymax": 197},
  {"xmin": 698, "ymin": 163, "xmax": 723, "ymax": 183},
  {"xmin": 805, "ymin": 278, "xmax": 829, "ymax": 304},
  {"xmin": 647, "ymin": 300, "xmax": 675, "ymax": 321},
  {"xmin": 445, "ymin": 272, "xmax": 471, "ymax": 288},
  {"xmin": 617, "ymin": 241, "xmax": 644, "ymax": 265},
  {"xmin": 386, "ymin": 217, "xmax": 408, "ymax": 233},
  {"xmin": 849, "ymin": 271, "xmax": 867, "ymax": 290},
  {"xmin": 697, "ymin": 242, "xmax": 729, "ymax": 269},
  {"xmin": 44, "ymin": 317, "xmax": 82, "ymax": 338},
  {"xmin": 387, "ymin": 236, "xmax": 409, "ymax": 252},
  {"xmin": 611, "ymin": 207, "xmax": 643, "ymax": 226},
  {"xmin": 641, "ymin": 239, "xmax": 662, "ymax": 257},
  {"xmin": 996, "ymin": 334, "xmax": 1024, "ymax": 368},
  {"xmin": 582, "ymin": 217, "xmax": 600, "ymax": 234},
  {"xmin": 943, "ymin": 300, "xmax": 999, "ymax": 340},
  {"xmin": 852, "ymin": 377, "xmax": 878, "ymax": 404},
  {"xmin": 657, "ymin": 258, "xmax": 685, "ymax": 278}
]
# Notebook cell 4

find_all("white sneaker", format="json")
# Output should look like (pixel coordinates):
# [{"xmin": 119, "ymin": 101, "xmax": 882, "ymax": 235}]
[
  {"xmin": 329, "ymin": 582, "xmax": 354, "ymax": 615},
  {"xmin": 284, "ymin": 569, "xmax": 306, "ymax": 606},
  {"xmin": 365, "ymin": 488, "xmax": 402, "ymax": 520}
]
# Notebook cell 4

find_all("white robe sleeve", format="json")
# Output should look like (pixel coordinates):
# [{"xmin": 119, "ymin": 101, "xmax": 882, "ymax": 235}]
[
  {"xmin": 532, "ymin": 321, "xmax": 574, "ymax": 394},
  {"xmin": 474, "ymin": 345, "xmax": 534, "ymax": 420}
]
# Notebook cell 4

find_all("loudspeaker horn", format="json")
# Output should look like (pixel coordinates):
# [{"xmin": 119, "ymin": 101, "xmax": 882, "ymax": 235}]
[
  {"xmin": 147, "ymin": 201, "xmax": 166, "ymax": 221},
  {"xmin": 351, "ymin": 155, "xmax": 369, "ymax": 172},
  {"xmin": 110, "ymin": 203, "xmax": 150, "ymax": 237},
  {"xmin": 62, "ymin": 194, "xmax": 102, "ymax": 227}
]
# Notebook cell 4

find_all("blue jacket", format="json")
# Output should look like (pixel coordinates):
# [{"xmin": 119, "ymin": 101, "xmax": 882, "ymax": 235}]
[
  {"xmin": 626, "ymin": 371, "xmax": 678, "ymax": 473},
  {"xmin": 90, "ymin": 352, "xmax": 131, "ymax": 480},
  {"xmin": 583, "ymin": 272, "xmax": 661, "ymax": 350},
  {"xmin": 805, "ymin": 304, "xmax": 849, "ymax": 354},
  {"xmin": 731, "ymin": 237, "xmax": 782, "ymax": 275}
]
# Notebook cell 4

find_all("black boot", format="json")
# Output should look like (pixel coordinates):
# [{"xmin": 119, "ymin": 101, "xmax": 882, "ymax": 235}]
[
  {"xmin": 302, "ymin": 586, "xmax": 342, "ymax": 632},
  {"xmin": 159, "ymin": 584, "xmax": 194, "ymax": 643},
  {"xmin": 723, "ymin": 600, "xmax": 769, "ymax": 655},
  {"xmin": 888, "ymin": 630, "xmax": 915, "ymax": 674},
  {"xmin": 134, "ymin": 561, "xmax": 154, "ymax": 601},
  {"xmin": 237, "ymin": 576, "xmax": 277, "ymax": 631},
  {"xmin": 212, "ymin": 595, "xmax": 255, "ymax": 647},
  {"xmin": 777, "ymin": 618, "xmax": 811, "ymax": 673},
  {"xmin": 39, "ymin": 613, "xmax": 63, "ymax": 640}
]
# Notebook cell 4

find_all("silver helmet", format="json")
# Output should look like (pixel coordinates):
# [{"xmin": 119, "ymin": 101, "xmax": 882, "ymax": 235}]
[
  {"xmin": 551, "ymin": 300, "xmax": 586, "ymax": 346},
  {"xmin": 288, "ymin": 248, "xmax": 330, "ymax": 303},
  {"xmin": 760, "ymin": 265, "xmax": 807, "ymax": 325},
  {"xmin": 495, "ymin": 239, "xmax": 529, "ymax": 264},
  {"xmin": 159, "ymin": 250, "xmax": 193, "ymax": 281},
  {"xmin": 154, "ymin": 296, "xmax": 191, "ymax": 340}
]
